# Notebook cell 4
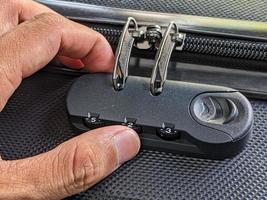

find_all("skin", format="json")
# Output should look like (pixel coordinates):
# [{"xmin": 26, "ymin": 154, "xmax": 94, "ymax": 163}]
[{"xmin": 0, "ymin": 0, "xmax": 140, "ymax": 199}]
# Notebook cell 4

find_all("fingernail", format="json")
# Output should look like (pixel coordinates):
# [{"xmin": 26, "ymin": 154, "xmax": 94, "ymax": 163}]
[
  {"xmin": 114, "ymin": 129, "xmax": 140, "ymax": 165},
  {"xmin": 67, "ymin": 59, "xmax": 84, "ymax": 68},
  {"xmin": 73, "ymin": 59, "xmax": 85, "ymax": 68}
]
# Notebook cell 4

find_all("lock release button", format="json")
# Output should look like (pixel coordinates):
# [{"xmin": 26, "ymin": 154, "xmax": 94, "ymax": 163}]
[{"xmin": 193, "ymin": 96, "xmax": 238, "ymax": 125}]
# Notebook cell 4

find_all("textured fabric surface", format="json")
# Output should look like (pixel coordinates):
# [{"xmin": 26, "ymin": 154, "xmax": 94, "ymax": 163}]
[
  {"xmin": 60, "ymin": 0, "xmax": 267, "ymax": 22},
  {"xmin": 0, "ymin": 71, "xmax": 266, "ymax": 199}
]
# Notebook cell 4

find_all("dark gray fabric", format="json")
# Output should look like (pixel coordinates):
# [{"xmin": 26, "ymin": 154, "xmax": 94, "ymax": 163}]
[
  {"xmin": 60, "ymin": 0, "xmax": 267, "ymax": 22},
  {"xmin": 0, "ymin": 71, "xmax": 266, "ymax": 199}
]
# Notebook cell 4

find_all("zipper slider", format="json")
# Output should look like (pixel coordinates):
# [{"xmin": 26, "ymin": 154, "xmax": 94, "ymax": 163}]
[{"xmin": 150, "ymin": 22, "xmax": 185, "ymax": 95}]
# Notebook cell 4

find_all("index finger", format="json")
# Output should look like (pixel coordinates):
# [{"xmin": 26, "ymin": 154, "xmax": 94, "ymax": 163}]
[{"xmin": 0, "ymin": 12, "xmax": 114, "ymax": 110}]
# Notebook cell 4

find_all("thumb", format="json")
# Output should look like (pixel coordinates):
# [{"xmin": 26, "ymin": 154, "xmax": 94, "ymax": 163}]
[{"xmin": 0, "ymin": 126, "xmax": 140, "ymax": 199}]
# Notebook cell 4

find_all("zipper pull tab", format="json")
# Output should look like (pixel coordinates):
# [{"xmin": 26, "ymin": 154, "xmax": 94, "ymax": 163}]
[
  {"xmin": 150, "ymin": 22, "xmax": 185, "ymax": 96},
  {"xmin": 112, "ymin": 17, "xmax": 142, "ymax": 91}
]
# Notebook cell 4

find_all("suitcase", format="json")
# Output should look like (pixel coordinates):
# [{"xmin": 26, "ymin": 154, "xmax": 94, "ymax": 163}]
[
  {"xmin": 40, "ymin": 0, "xmax": 267, "ymax": 98},
  {"xmin": 0, "ymin": 0, "xmax": 266, "ymax": 199}
]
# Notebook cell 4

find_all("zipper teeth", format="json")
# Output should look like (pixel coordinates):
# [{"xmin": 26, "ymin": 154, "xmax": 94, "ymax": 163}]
[
  {"xmin": 92, "ymin": 27, "xmax": 121, "ymax": 45},
  {"xmin": 185, "ymin": 35, "xmax": 267, "ymax": 61},
  {"xmin": 91, "ymin": 26, "xmax": 267, "ymax": 61}
]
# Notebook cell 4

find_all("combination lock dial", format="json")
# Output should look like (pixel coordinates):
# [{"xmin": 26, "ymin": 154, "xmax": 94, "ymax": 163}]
[
  {"xmin": 157, "ymin": 123, "xmax": 180, "ymax": 140},
  {"xmin": 122, "ymin": 118, "xmax": 143, "ymax": 134},
  {"xmin": 83, "ymin": 114, "xmax": 104, "ymax": 129}
]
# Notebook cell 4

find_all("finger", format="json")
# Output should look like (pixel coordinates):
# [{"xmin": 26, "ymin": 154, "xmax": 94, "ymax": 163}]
[
  {"xmin": 0, "ymin": 0, "xmax": 55, "ymax": 35},
  {"xmin": 0, "ymin": 12, "xmax": 114, "ymax": 111},
  {"xmin": 0, "ymin": 0, "xmax": 93, "ymax": 70},
  {"xmin": 0, "ymin": 126, "xmax": 140, "ymax": 199}
]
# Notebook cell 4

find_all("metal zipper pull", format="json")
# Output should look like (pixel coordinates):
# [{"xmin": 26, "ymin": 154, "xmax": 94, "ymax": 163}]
[
  {"xmin": 112, "ymin": 17, "xmax": 142, "ymax": 91},
  {"xmin": 150, "ymin": 22, "xmax": 185, "ymax": 95}
]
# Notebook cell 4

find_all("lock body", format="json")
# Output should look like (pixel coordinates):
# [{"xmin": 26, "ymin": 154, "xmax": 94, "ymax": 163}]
[{"xmin": 67, "ymin": 73, "xmax": 253, "ymax": 159}]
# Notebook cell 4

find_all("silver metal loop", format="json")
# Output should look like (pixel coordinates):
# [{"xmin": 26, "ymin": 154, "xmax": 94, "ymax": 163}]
[
  {"xmin": 112, "ymin": 17, "xmax": 139, "ymax": 91},
  {"xmin": 150, "ymin": 22, "xmax": 181, "ymax": 96}
]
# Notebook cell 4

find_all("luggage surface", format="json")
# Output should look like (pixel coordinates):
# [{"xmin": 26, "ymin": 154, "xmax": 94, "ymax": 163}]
[
  {"xmin": 62, "ymin": 0, "xmax": 267, "ymax": 22},
  {"xmin": 0, "ymin": 0, "xmax": 267, "ymax": 199},
  {"xmin": 0, "ymin": 71, "xmax": 266, "ymax": 199}
]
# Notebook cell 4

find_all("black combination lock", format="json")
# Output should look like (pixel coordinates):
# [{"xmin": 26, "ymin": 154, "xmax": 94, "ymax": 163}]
[{"xmin": 66, "ymin": 18, "xmax": 253, "ymax": 159}]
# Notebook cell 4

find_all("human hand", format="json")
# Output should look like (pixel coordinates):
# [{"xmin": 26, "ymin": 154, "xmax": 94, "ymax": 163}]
[{"xmin": 0, "ymin": 1, "xmax": 140, "ymax": 199}]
